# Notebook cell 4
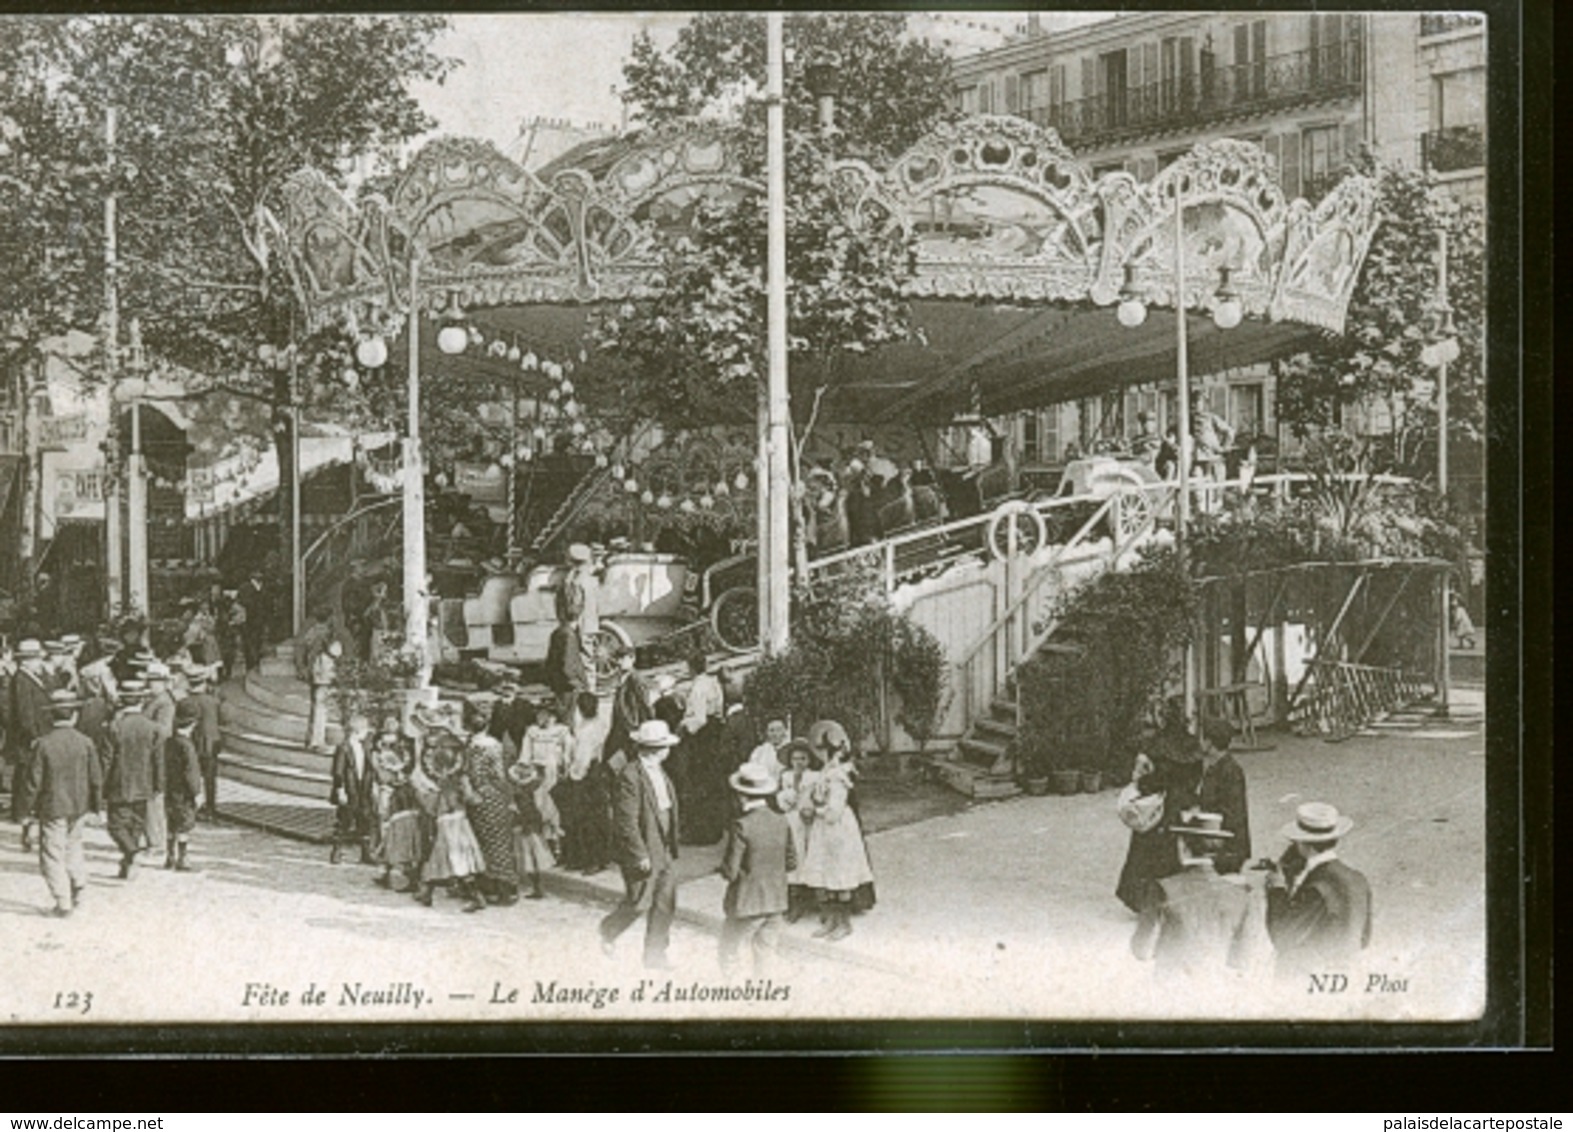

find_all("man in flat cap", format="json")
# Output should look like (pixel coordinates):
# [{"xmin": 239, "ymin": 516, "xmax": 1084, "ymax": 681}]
[{"xmin": 26, "ymin": 689, "xmax": 102, "ymax": 916}]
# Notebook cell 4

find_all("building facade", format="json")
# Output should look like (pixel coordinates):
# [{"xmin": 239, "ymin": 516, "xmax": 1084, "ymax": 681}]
[{"xmin": 947, "ymin": 10, "xmax": 1485, "ymax": 476}]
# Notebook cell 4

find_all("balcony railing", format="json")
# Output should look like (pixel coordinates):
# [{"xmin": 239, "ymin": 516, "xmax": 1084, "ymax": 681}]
[
  {"xmin": 1420, "ymin": 13, "xmax": 1484, "ymax": 38},
  {"xmin": 1421, "ymin": 124, "xmax": 1485, "ymax": 172},
  {"xmin": 1021, "ymin": 41, "xmax": 1363, "ymax": 147}
]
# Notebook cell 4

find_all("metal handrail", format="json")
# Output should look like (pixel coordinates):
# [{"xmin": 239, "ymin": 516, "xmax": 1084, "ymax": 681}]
[{"xmin": 302, "ymin": 495, "xmax": 403, "ymax": 601}]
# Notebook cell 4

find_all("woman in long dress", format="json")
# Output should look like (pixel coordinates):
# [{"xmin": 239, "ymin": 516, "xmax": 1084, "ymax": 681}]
[
  {"xmin": 1115, "ymin": 723, "xmax": 1202, "ymax": 914},
  {"xmin": 774, "ymin": 740, "xmax": 822, "ymax": 923},
  {"xmin": 414, "ymin": 730, "xmax": 486, "ymax": 912},
  {"xmin": 462, "ymin": 712, "xmax": 520, "ymax": 906},
  {"xmin": 797, "ymin": 739, "xmax": 875, "ymax": 942}
]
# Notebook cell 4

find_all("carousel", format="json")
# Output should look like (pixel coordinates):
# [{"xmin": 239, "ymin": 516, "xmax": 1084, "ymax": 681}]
[{"xmin": 276, "ymin": 113, "xmax": 1380, "ymax": 696}]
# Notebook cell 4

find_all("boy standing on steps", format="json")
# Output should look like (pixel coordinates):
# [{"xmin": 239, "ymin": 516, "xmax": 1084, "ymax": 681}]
[{"xmin": 162, "ymin": 699, "xmax": 204, "ymax": 872}]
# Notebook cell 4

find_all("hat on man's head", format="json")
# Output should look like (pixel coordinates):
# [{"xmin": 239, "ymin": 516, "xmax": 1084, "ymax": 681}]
[
  {"xmin": 1168, "ymin": 808, "xmax": 1234, "ymax": 841},
  {"xmin": 144, "ymin": 662, "xmax": 170, "ymax": 681},
  {"xmin": 567, "ymin": 543, "xmax": 593, "ymax": 565},
  {"xmin": 47, "ymin": 689, "xmax": 84, "ymax": 715},
  {"xmin": 117, "ymin": 680, "xmax": 150, "ymax": 703},
  {"xmin": 174, "ymin": 699, "xmax": 200, "ymax": 729},
  {"xmin": 59, "ymin": 634, "xmax": 84, "ymax": 650},
  {"xmin": 44, "ymin": 640, "xmax": 68, "ymax": 655},
  {"xmin": 728, "ymin": 762, "xmax": 778, "ymax": 796},
  {"xmin": 14, "ymin": 639, "xmax": 44, "ymax": 660},
  {"xmin": 629, "ymin": 719, "xmax": 679, "ymax": 749},
  {"xmin": 96, "ymin": 634, "xmax": 122, "ymax": 653},
  {"xmin": 479, "ymin": 557, "xmax": 507, "ymax": 575},
  {"xmin": 1280, "ymin": 801, "xmax": 1354, "ymax": 843}
]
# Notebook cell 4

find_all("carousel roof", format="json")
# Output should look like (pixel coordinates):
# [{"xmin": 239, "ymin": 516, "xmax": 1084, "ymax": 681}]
[{"xmin": 278, "ymin": 116, "xmax": 1380, "ymax": 425}]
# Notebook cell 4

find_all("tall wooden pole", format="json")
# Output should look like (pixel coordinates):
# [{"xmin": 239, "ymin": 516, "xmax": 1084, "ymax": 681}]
[
  {"xmin": 404, "ymin": 261, "xmax": 429, "ymax": 684},
  {"xmin": 102, "ymin": 105, "xmax": 123, "ymax": 619},
  {"xmin": 1173, "ymin": 186, "xmax": 1196, "ymax": 725},
  {"xmin": 1436, "ymin": 227, "xmax": 1450, "ymax": 499},
  {"xmin": 126, "ymin": 324, "xmax": 148, "ymax": 618},
  {"xmin": 764, "ymin": 12, "xmax": 792, "ymax": 654}
]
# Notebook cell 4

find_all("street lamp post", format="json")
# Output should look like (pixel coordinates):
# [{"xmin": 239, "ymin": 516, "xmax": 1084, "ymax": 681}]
[
  {"xmin": 762, "ymin": 12, "xmax": 791, "ymax": 655},
  {"xmin": 1115, "ymin": 185, "xmax": 1244, "ymax": 725},
  {"xmin": 404, "ymin": 260, "xmax": 429, "ymax": 685},
  {"xmin": 1420, "ymin": 224, "xmax": 1460, "ymax": 716}
]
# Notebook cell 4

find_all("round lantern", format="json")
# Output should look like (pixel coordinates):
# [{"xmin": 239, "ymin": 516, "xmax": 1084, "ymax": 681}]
[
  {"xmin": 355, "ymin": 336, "xmax": 388, "ymax": 369},
  {"xmin": 437, "ymin": 325, "xmax": 469, "ymax": 355}
]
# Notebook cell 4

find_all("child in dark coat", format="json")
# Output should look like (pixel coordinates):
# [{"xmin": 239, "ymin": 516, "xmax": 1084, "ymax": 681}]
[{"xmin": 717, "ymin": 762, "xmax": 794, "ymax": 977}]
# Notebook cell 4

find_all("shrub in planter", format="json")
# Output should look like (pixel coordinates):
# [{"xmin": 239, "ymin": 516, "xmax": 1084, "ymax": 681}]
[
  {"xmin": 1018, "ymin": 548, "xmax": 1197, "ymax": 782},
  {"xmin": 745, "ymin": 564, "xmax": 949, "ymax": 751}
]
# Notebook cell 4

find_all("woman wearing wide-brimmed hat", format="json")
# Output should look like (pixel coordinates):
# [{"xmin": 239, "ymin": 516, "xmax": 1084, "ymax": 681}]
[
  {"xmin": 413, "ymin": 727, "xmax": 487, "ymax": 912},
  {"xmin": 1114, "ymin": 703, "xmax": 1204, "ymax": 914},
  {"xmin": 796, "ymin": 721, "xmax": 875, "ymax": 941}
]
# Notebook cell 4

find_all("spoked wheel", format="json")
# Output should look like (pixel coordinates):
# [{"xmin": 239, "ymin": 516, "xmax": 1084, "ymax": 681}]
[
  {"xmin": 1111, "ymin": 485, "xmax": 1154, "ymax": 542},
  {"xmin": 986, "ymin": 500, "xmax": 1048, "ymax": 560},
  {"xmin": 589, "ymin": 623, "xmax": 634, "ymax": 685},
  {"xmin": 709, "ymin": 586, "xmax": 759, "ymax": 654}
]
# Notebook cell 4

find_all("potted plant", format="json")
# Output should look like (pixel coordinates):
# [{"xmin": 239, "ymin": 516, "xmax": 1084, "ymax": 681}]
[{"xmin": 1080, "ymin": 768, "xmax": 1104, "ymax": 793}]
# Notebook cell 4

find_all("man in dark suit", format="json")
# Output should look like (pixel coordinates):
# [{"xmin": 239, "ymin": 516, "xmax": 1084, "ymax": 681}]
[
  {"xmin": 329, "ymin": 712, "xmax": 375, "ymax": 865},
  {"xmin": 103, "ymin": 680, "xmax": 162, "ymax": 879},
  {"xmin": 9, "ymin": 639, "xmax": 55, "ymax": 848},
  {"xmin": 1194, "ymin": 717, "xmax": 1251, "ymax": 874},
  {"xmin": 1265, "ymin": 801, "xmax": 1373, "ymax": 980},
  {"xmin": 27, "ymin": 690, "xmax": 103, "ymax": 917},
  {"xmin": 717, "ymin": 762, "xmax": 793, "ymax": 977},
  {"xmin": 599, "ymin": 718, "xmax": 681, "ymax": 970},
  {"xmin": 1130, "ymin": 809, "xmax": 1254, "ymax": 983}
]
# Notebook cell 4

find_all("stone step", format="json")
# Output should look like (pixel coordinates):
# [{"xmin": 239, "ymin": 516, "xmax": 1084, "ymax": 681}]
[
  {"xmin": 929, "ymin": 757, "xmax": 1020, "ymax": 800},
  {"xmin": 221, "ymin": 683, "xmax": 341, "ymax": 747},
  {"xmin": 958, "ymin": 737, "xmax": 1013, "ymax": 775},
  {"xmin": 974, "ymin": 716, "xmax": 1018, "ymax": 742},
  {"xmin": 218, "ymin": 751, "xmax": 331, "ymax": 799},
  {"xmin": 242, "ymin": 669, "xmax": 314, "ymax": 717},
  {"xmin": 224, "ymin": 730, "xmax": 336, "ymax": 775},
  {"xmin": 990, "ymin": 697, "xmax": 1019, "ymax": 719},
  {"xmin": 217, "ymin": 776, "xmax": 334, "ymax": 844}
]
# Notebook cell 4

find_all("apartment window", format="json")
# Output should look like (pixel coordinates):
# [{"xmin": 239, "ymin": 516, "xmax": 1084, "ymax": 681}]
[
  {"xmin": 1233, "ymin": 20, "xmax": 1267, "ymax": 102},
  {"xmin": 1021, "ymin": 410, "xmax": 1041, "ymax": 463},
  {"xmin": 1100, "ymin": 50, "xmax": 1129, "ymax": 128},
  {"xmin": 1309, "ymin": 14, "xmax": 1362, "ymax": 87},
  {"xmin": 1432, "ymin": 68, "xmax": 1486, "ymax": 130},
  {"xmin": 957, "ymin": 85, "xmax": 979, "ymax": 114},
  {"xmin": 1021, "ymin": 68, "xmax": 1049, "ymax": 111},
  {"xmin": 1160, "ymin": 35, "xmax": 1197, "ymax": 114},
  {"xmin": 1228, "ymin": 383, "xmax": 1265, "ymax": 437},
  {"xmin": 1301, "ymin": 124, "xmax": 1343, "ymax": 199}
]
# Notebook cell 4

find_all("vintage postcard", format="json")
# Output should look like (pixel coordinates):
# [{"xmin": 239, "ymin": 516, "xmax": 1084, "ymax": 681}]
[{"xmin": 0, "ymin": 8, "xmax": 1515, "ymax": 1039}]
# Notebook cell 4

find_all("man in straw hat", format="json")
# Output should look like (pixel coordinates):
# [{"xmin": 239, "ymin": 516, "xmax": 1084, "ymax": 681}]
[
  {"xmin": 599, "ymin": 718, "xmax": 682, "ymax": 969},
  {"xmin": 1264, "ymin": 801, "xmax": 1372, "ymax": 979},
  {"xmin": 717, "ymin": 761, "xmax": 793, "ymax": 977},
  {"xmin": 103, "ymin": 680, "xmax": 162, "ymax": 879},
  {"xmin": 1130, "ymin": 809, "xmax": 1254, "ymax": 982},
  {"xmin": 25, "ymin": 689, "xmax": 102, "ymax": 916},
  {"xmin": 182, "ymin": 664, "xmax": 223, "ymax": 820},
  {"xmin": 8, "ymin": 639, "xmax": 54, "ymax": 849}
]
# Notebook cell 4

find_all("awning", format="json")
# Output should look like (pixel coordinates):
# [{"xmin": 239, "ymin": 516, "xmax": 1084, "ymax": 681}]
[{"xmin": 187, "ymin": 432, "xmax": 397, "ymax": 521}]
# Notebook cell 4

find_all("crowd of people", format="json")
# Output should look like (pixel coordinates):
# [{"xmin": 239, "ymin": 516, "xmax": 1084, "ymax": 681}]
[
  {"xmin": 318, "ymin": 643, "xmax": 877, "ymax": 975},
  {"xmin": 1116, "ymin": 710, "xmax": 1373, "ymax": 985},
  {"xmin": 1, "ymin": 620, "xmax": 224, "ymax": 917}
]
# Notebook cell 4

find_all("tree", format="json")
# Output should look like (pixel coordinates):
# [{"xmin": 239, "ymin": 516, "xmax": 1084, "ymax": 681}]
[
  {"xmin": 1271, "ymin": 154, "xmax": 1485, "ymax": 488},
  {"xmin": 29, "ymin": 15, "xmax": 454, "ymax": 611},
  {"xmin": 583, "ymin": 13, "xmax": 955, "ymax": 577}
]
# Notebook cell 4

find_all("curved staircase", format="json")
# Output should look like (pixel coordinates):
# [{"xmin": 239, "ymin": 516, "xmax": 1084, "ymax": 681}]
[{"xmin": 216, "ymin": 642, "xmax": 337, "ymax": 842}]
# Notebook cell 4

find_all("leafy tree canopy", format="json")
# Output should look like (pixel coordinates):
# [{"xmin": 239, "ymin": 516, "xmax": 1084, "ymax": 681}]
[
  {"xmin": 1272, "ymin": 154, "xmax": 1484, "ymax": 480},
  {"xmin": 582, "ymin": 14, "xmax": 954, "ymax": 434}
]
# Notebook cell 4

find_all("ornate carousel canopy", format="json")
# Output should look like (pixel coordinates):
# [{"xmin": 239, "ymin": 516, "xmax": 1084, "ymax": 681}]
[{"xmin": 278, "ymin": 116, "xmax": 1379, "ymax": 424}]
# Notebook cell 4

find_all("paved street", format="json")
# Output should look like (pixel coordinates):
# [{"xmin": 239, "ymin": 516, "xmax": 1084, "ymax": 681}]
[{"xmin": 1, "ymin": 689, "xmax": 1482, "ymax": 1026}]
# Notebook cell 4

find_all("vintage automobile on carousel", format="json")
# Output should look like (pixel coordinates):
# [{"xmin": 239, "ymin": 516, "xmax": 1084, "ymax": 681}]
[{"xmin": 432, "ymin": 544, "xmax": 760, "ymax": 680}]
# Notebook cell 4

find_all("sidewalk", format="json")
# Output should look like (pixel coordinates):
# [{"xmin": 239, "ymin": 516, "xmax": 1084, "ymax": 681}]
[{"xmin": 556, "ymin": 688, "xmax": 1486, "ymax": 1019}]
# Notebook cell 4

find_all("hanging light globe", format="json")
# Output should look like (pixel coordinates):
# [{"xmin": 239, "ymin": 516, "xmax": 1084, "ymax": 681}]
[
  {"xmin": 340, "ymin": 366, "xmax": 359, "ymax": 386},
  {"xmin": 522, "ymin": 351, "xmax": 538, "ymax": 370},
  {"xmin": 561, "ymin": 379, "xmax": 575, "ymax": 395},
  {"xmin": 1116, "ymin": 297, "xmax": 1148, "ymax": 328},
  {"xmin": 570, "ymin": 421, "xmax": 587, "ymax": 436},
  {"xmin": 641, "ymin": 489, "xmax": 655, "ymax": 505},
  {"xmin": 734, "ymin": 471, "xmax": 750, "ymax": 491},
  {"xmin": 468, "ymin": 326, "xmax": 484, "ymax": 347},
  {"xmin": 625, "ymin": 477, "xmax": 640, "ymax": 494},
  {"xmin": 437, "ymin": 325, "xmax": 469, "ymax": 355},
  {"xmin": 354, "ymin": 336, "xmax": 388, "ymax": 369},
  {"xmin": 1212, "ymin": 299, "xmax": 1243, "ymax": 331},
  {"xmin": 656, "ymin": 493, "xmax": 673, "ymax": 510},
  {"xmin": 715, "ymin": 479, "xmax": 731, "ymax": 497},
  {"xmin": 532, "ymin": 425, "xmax": 548, "ymax": 441},
  {"xmin": 507, "ymin": 345, "xmax": 522, "ymax": 362},
  {"xmin": 595, "ymin": 453, "xmax": 610, "ymax": 468},
  {"xmin": 699, "ymin": 494, "xmax": 715, "ymax": 510},
  {"xmin": 679, "ymin": 498, "xmax": 696, "ymax": 514}
]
